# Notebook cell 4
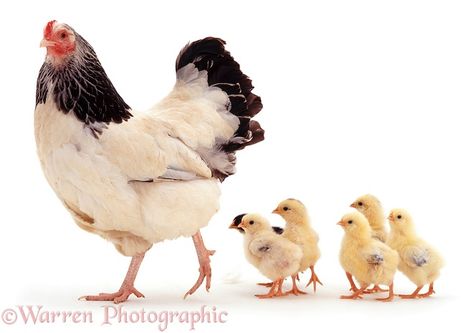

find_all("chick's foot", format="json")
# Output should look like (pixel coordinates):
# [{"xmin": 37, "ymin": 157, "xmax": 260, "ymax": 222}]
[
  {"xmin": 364, "ymin": 284, "xmax": 389, "ymax": 294},
  {"xmin": 284, "ymin": 275, "xmax": 307, "ymax": 296},
  {"xmin": 257, "ymin": 282, "xmax": 274, "ymax": 287},
  {"xmin": 305, "ymin": 265, "xmax": 323, "ymax": 293},
  {"xmin": 80, "ymin": 253, "xmax": 146, "ymax": 304},
  {"xmin": 184, "ymin": 231, "xmax": 215, "ymax": 298},
  {"xmin": 375, "ymin": 283, "xmax": 394, "ymax": 302},
  {"xmin": 256, "ymin": 279, "xmax": 286, "ymax": 299},
  {"xmin": 341, "ymin": 284, "xmax": 367, "ymax": 300}
]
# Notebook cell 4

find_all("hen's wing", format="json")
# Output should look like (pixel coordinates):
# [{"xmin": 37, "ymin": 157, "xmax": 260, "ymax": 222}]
[{"xmin": 99, "ymin": 114, "xmax": 212, "ymax": 182}]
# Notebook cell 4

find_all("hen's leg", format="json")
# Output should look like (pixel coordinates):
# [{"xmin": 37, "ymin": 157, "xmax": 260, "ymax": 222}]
[
  {"xmin": 184, "ymin": 231, "xmax": 215, "ymax": 298},
  {"xmin": 80, "ymin": 252, "xmax": 145, "ymax": 304}
]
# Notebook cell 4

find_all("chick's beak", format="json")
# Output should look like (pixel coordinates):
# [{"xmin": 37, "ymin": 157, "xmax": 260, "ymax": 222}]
[
  {"xmin": 337, "ymin": 220, "xmax": 347, "ymax": 227},
  {"xmin": 388, "ymin": 213, "xmax": 394, "ymax": 222},
  {"xmin": 350, "ymin": 202, "xmax": 356, "ymax": 208},
  {"xmin": 40, "ymin": 38, "xmax": 55, "ymax": 48},
  {"xmin": 272, "ymin": 208, "xmax": 281, "ymax": 215},
  {"xmin": 229, "ymin": 221, "xmax": 239, "ymax": 229}
]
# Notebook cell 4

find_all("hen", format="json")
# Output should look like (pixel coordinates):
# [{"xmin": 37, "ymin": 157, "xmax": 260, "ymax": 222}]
[{"xmin": 35, "ymin": 20, "xmax": 264, "ymax": 303}]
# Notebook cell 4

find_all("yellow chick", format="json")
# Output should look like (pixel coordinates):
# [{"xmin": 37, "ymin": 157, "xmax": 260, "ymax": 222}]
[
  {"xmin": 230, "ymin": 213, "xmax": 303, "ymax": 298},
  {"xmin": 350, "ymin": 194, "xmax": 389, "ymax": 293},
  {"xmin": 338, "ymin": 211, "xmax": 399, "ymax": 302},
  {"xmin": 351, "ymin": 194, "xmax": 388, "ymax": 242},
  {"xmin": 387, "ymin": 209, "xmax": 444, "ymax": 299},
  {"xmin": 273, "ymin": 199, "xmax": 322, "ymax": 295}
]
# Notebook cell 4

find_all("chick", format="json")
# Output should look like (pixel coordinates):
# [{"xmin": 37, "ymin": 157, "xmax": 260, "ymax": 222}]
[
  {"xmin": 338, "ymin": 211, "xmax": 399, "ymax": 301},
  {"xmin": 230, "ymin": 213, "xmax": 303, "ymax": 298},
  {"xmin": 351, "ymin": 194, "xmax": 388, "ymax": 242},
  {"xmin": 387, "ymin": 209, "xmax": 444, "ymax": 299},
  {"xmin": 273, "ymin": 199, "xmax": 322, "ymax": 295},
  {"xmin": 350, "ymin": 194, "xmax": 390, "ymax": 294}
]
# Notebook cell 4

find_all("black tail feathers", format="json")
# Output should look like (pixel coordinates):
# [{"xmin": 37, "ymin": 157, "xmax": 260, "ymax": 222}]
[{"xmin": 176, "ymin": 37, "xmax": 264, "ymax": 154}]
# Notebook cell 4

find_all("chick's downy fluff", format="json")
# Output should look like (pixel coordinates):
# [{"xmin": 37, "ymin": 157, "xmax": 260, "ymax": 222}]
[
  {"xmin": 230, "ymin": 213, "xmax": 302, "ymax": 298},
  {"xmin": 338, "ymin": 211, "xmax": 399, "ymax": 301},
  {"xmin": 351, "ymin": 194, "xmax": 388, "ymax": 242},
  {"xmin": 273, "ymin": 199, "xmax": 322, "ymax": 293},
  {"xmin": 387, "ymin": 209, "xmax": 443, "ymax": 297}
]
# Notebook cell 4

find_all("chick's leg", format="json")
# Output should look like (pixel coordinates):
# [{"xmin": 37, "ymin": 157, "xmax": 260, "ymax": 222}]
[
  {"xmin": 80, "ymin": 252, "xmax": 146, "ymax": 304},
  {"xmin": 184, "ymin": 231, "xmax": 215, "ymax": 298},
  {"xmin": 417, "ymin": 282, "xmax": 435, "ymax": 298},
  {"xmin": 305, "ymin": 265, "xmax": 323, "ymax": 293},
  {"xmin": 345, "ymin": 272, "xmax": 359, "ymax": 292},
  {"xmin": 256, "ymin": 279, "xmax": 285, "ymax": 299},
  {"xmin": 397, "ymin": 286, "xmax": 423, "ymax": 299},
  {"xmin": 340, "ymin": 283, "xmax": 367, "ymax": 300},
  {"xmin": 376, "ymin": 283, "xmax": 394, "ymax": 302},
  {"xmin": 257, "ymin": 282, "xmax": 274, "ymax": 287},
  {"xmin": 364, "ymin": 284, "xmax": 389, "ymax": 294},
  {"xmin": 284, "ymin": 274, "xmax": 307, "ymax": 296}
]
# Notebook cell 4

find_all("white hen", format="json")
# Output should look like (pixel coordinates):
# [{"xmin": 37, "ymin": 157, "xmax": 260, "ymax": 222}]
[{"xmin": 35, "ymin": 20, "xmax": 264, "ymax": 303}]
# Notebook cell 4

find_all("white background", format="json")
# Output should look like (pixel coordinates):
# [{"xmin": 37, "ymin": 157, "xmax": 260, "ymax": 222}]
[{"xmin": 0, "ymin": 0, "xmax": 472, "ymax": 332}]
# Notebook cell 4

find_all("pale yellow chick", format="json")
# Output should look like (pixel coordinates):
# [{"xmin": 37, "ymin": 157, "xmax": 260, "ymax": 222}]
[
  {"xmin": 351, "ymin": 194, "xmax": 388, "ymax": 242},
  {"xmin": 387, "ymin": 208, "xmax": 444, "ymax": 299},
  {"xmin": 230, "ymin": 213, "xmax": 303, "ymax": 298},
  {"xmin": 338, "ymin": 211, "xmax": 399, "ymax": 301},
  {"xmin": 350, "ymin": 194, "xmax": 389, "ymax": 293},
  {"xmin": 273, "ymin": 199, "xmax": 322, "ymax": 295}
]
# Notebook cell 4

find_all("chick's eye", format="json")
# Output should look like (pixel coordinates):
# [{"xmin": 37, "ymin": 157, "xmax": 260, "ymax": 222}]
[
  {"xmin": 283, "ymin": 207, "xmax": 289, "ymax": 211},
  {"xmin": 348, "ymin": 220, "xmax": 353, "ymax": 224},
  {"xmin": 358, "ymin": 202, "xmax": 363, "ymax": 206},
  {"xmin": 249, "ymin": 221, "xmax": 254, "ymax": 225},
  {"xmin": 397, "ymin": 215, "xmax": 402, "ymax": 219}
]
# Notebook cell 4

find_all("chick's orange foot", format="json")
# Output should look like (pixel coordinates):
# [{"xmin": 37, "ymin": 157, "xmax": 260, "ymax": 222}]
[
  {"xmin": 363, "ymin": 284, "xmax": 388, "ymax": 294},
  {"xmin": 256, "ymin": 279, "xmax": 286, "ymax": 299},
  {"xmin": 184, "ymin": 232, "xmax": 215, "ymax": 299},
  {"xmin": 398, "ymin": 283, "xmax": 435, "ymax": 299},
  {"xmin": 257, "ymin": 282, "xmax": 274, "ymax": 287},
  {"xmin": 284, "ymin": 275, "xmax": 307, "ymax": 296},
  {"xmin": 305, "ymin": 265, "xmax": 323, "ymax": 292}
]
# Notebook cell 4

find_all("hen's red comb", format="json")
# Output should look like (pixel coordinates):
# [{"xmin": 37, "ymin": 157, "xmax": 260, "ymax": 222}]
[{"xmin": 44, "ymin": 20, "xmax": 56, "ymax": 39}]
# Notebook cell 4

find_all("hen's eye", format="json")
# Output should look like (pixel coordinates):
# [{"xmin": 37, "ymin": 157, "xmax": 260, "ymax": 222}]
[
  {"xmin": 397, "ymin": 215, "xmax": 402, "ymax": 219},
  {"xmin": 249, "ymin": 221, "xmax": 254, "ymax": 225},
  {"xmin": 60, "ymin": 32, "xmax": 67, "ymax": 39},
  {"xmin": 283, "ymin": 207, "xmax": 289, "ymax": 211},
  {"xmin": 348, "ymin": 220, "xmax": 353, "ymax": 224}
]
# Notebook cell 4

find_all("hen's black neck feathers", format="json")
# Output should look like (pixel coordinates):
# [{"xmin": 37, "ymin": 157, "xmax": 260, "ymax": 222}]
[{"xmin": 36, "ymin": 31, "xmax": 132, "ymax": 134}]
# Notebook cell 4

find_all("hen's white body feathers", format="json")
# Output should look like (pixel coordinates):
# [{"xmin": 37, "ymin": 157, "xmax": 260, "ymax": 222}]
[{"xmin": 35, "ymin": 65, "xmax": 234, "ymax": 256}]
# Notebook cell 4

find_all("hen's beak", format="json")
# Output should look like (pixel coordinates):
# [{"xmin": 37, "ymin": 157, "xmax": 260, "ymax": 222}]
[
  {"xmin": 337, "ymin": 220, "xmax": 347, "ymax": 227},
  {"xmin": 40, "ymin": 39, "xmax": 55, "ymax": 48}
]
